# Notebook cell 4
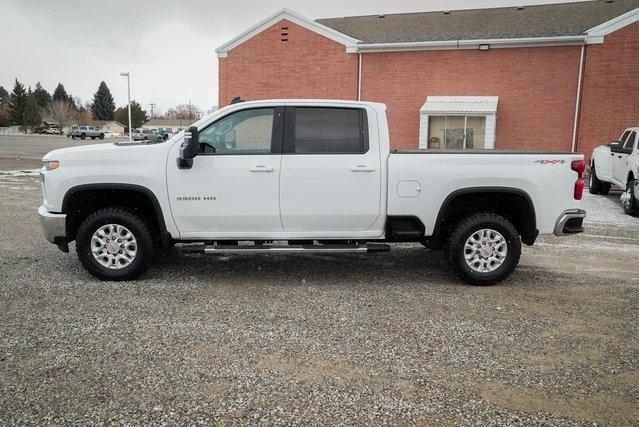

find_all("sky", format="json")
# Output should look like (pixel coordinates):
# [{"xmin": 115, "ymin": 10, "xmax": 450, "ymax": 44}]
[{"xmin": 1, "ymin": 0, "xmax": 578, "ymax": 115}]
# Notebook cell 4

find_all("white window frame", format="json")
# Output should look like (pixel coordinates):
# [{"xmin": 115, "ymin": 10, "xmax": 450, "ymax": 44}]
[
  {"xmin": 419, "ymin": 96, "xmax": 498, "ymax": 150},
  {"xmin": 421, "ymin": 114, "xmax": 495, "ymax": 150}
]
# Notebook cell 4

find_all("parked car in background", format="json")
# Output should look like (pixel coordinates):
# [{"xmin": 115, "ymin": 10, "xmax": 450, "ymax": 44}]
[
  {"xmin": 590, "ymin": 127, "xmax": 639, "ymax": 216},
  {"xmin": 132, "ymin": 129, "xmax": 163, "ymax": 142},
  {"xmin": 39, "ymin": 100, "xmax": 586, "ymax": 285},
  {"xmin": 158, "ymin": 129, "xmax": 174, "ymax": 140},
  {"xmin": 39, "ymin": 127, "xmax": 62, "ymax": 135},
  {"xmin": 69, "ymin": 126, "xmax": 105, "ymax": 140}
]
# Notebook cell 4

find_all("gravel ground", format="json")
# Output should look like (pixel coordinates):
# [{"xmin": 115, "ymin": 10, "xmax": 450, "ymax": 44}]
[{"xmin": 0, "ymin": 172, "xmax": 638, "ymax": 425}]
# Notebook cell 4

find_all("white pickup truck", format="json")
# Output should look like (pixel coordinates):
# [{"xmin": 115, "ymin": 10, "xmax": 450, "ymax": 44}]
[
  {"xmin": 38, "ymin": 100, "xmax": 586, "ymax": 285},
  {"xmin": 590, "ymin": 127, "xmax": 639, "ymax": 216}
]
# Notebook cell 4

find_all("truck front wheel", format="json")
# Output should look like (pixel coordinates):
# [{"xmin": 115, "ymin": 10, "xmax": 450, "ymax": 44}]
[
  {"xmin": 589, "ymin": 167, "xmax": 610, "ymax": 195},
  {"xmin": 621, "ymin": 180, "xmax": 639, "ymax": 217},
  {"xmin": 445, "ymin": 213, "xmax": 521, "ymax": 286},
  {"xmin": 76, "ymin": 207, "xmax": 153, "ymax": 281}
]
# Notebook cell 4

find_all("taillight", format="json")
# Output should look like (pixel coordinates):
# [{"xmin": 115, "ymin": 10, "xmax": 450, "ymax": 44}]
[{"xmin": 571, "ymin": 160, "xmax": 585, "ymax": 200}]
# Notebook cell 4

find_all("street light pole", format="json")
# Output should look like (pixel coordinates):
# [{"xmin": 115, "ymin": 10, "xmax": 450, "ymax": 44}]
[{"xmin": 120, "ymin": 72, "xmax": 132, "ymax": 141}]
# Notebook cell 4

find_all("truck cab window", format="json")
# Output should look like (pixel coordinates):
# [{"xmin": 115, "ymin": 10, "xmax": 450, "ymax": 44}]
[
  {"xmin": 623, "ymin": 131, "xmax": 636, "ymax": 150},
  {"xmin": 292, "ymin": 107, "xmax": 367, "ymax": 154},
  {"xmin": 198, "ymin": 108, "xmax": 275, "ymax": 155}
]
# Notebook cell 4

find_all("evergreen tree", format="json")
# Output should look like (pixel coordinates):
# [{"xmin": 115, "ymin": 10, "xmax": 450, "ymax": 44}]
[
  {"xmin": 91, "ymin": 81, "xmax": 115, "ymax": 120},
  {"xmin": 114, "ymin": 101, "xmax": 148, "ymax": 130},
  {"xmin": 33, "ymin": 82, "xmax": 52, "ymax": 109},
  {"xmin": 7, "ymin": 79, "xmax": 27, "ymax": 125},
  {"xmin": 22, "ymin": 88, "xmax": 41, "ymax": 129},
  {"xmin": 0, "ymin": 86, "xmax": 8, "ymax": 108},
  {"xmin": 52, "ymin": 83, "xmax": 69, "ymax": 102}
]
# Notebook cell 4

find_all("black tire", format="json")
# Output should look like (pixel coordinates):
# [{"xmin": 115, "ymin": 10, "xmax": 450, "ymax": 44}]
[
  {"xmin": 99, "ymin": 133, "xmax": 105, "ymax": 140},
  {"xmin": 71, "ymin": 135, "xmax": 76, "ymax": 140},
  {"xmin": 76, "ymin": 207, "xmax": 153, "ymax": 281},
  {"xmin": 622, "ymin": 180, "xmax": 639, "ymax": 217},
  {"xmin": 445, "ymin": 212, "xmax": 521, "ymax": 286},
  {"xmin": 143, "ymin": 136, "xmax": 148, "ymax": 141},
  {"xmin": 90, "ymin": 136, "xmax": 96, "ymax": 140},
  {"xmin": 80, "ymin": 133, "xmax": 86, "ymax": 140},
  {"xmin": 588, "ymin": 167, "xmax": 600, "ymax": 194},
  {"xmin": 589, "ymin": 166, "xmax": 611, "ymax": 195}
]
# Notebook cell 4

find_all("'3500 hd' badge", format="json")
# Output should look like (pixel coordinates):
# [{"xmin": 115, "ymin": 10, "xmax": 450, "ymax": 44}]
[{"xmin": 177, "ymin": 196, "xmax": 216, "ymax": 201}]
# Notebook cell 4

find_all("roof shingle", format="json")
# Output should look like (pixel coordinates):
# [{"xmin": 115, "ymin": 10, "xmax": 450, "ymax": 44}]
[{"xmin": 316, "ymin": 0, "xmax": 639, "ymax": 43}]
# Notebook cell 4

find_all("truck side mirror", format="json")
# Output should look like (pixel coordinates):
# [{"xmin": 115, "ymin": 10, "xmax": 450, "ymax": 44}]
[
  {"xmin": 610, "ymin": 140, "xmax": 622, "ymax": 153},
  {"xmin": 177, "ymin": 126, "xmax": 199, "ymax": 169}
]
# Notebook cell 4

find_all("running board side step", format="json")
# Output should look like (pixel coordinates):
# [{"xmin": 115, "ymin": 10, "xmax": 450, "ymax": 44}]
[{"xmin": 178, "ymin": 243, "xmax": 391, "ymax": 254}]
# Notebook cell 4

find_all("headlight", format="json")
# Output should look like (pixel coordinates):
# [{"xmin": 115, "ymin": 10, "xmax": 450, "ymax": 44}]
[{"xmin": 43, "ymin": 160, "xmax": 60, "ymax": 171}]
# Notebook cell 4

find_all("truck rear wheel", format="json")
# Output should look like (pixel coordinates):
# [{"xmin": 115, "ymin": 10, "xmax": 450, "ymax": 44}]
[
  {"xmin": 76, "ymin": 207, "xmax": 153, "ymax": 281},
  {"xmin": 445, "ymin": 213, "xmax": 521, "ymax": 286}
]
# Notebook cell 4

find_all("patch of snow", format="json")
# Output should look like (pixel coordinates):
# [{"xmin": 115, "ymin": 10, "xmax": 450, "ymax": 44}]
[
  {"xmin": 0, "ymin": 169, "xmax": 40, "ymax": 178},
  {"xmin": 582, "ymin": 191, "xmax": 639, "ymax": 229},
  {"xmin": 536, "ymin": 241, "xmax": 639, "ymax": 253}
]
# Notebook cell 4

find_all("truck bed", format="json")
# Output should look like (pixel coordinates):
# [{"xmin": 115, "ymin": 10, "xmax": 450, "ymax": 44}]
[{"xmin": 387, "ymin": 150, "xmax": 584, "ymax": 236}]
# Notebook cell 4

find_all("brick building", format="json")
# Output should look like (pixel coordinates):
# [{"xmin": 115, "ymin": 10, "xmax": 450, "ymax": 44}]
[{"xmin": 216, "ymin": 0, "xmax": 639, "ymax": 156}]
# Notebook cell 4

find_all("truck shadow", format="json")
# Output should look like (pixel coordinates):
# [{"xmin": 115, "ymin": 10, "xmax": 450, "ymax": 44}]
[
  {"xmin": 145, "ymin": 245, "xmax": 533, "ymax": 288},
  {"xmin": 149, "ymin": 245, "xmax": 448, "ymax": 284}
]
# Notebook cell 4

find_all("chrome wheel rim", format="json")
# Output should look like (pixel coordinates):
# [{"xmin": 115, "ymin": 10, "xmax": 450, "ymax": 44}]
[
  {"xmin": 91, "ymin": 224, "xmax": 137, "ymax": 269},
  {"xmin": 620, "ymin": 188, "xmax": 632, "ymax": 209},
  {"xmin": 464, "ymin": 229, "xmax": 508, "ymax": 273}
]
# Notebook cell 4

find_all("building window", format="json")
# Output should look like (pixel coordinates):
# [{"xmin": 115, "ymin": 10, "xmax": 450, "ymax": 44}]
[
  {"xmin": 419, "ymin": 96, "xmax": 498, "ymax": 150},
  {"xmin": 427, "ymin": 115, "xmax": 487, "ymax": 149}
]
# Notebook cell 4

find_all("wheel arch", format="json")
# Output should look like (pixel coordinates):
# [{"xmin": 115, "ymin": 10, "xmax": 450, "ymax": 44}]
[
  {"xmin": 61, "ymin": 183, "xmax": 171, "ymax": 247},
  {"xmin": 429, "ymin": 187, "xmax": 538, "ymax": 248}
]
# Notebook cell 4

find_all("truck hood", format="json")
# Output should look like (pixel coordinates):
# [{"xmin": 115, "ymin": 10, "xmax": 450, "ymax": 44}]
[{"xmin": 42, "ymin": 141, "xmax": 170, "ymax": 162}]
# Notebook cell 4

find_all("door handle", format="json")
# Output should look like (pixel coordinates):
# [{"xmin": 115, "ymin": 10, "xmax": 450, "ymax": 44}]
[
  {"xmin": 350, "ymin": 165, "xmax": 376, "ymax": 172},
  {"xmin": 249, "ymin": 165, "xmax": 274, "ymax": 172}
]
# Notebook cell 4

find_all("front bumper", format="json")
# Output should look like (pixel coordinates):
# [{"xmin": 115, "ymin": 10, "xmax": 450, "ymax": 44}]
[
  {"xmin": 38, "ymin": 205, "xmax": 67, "ymax": 246},
  {"xmin": 554, "ymin": 209, "xmax": 586, "ymax": 236}
]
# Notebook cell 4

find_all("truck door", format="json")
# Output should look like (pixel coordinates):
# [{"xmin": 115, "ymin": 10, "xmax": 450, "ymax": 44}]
[
  {"xmin": 613, "ymin": 131, "xmax": 635, "ymax": 184},
  {"xmin": 279, "ymin": 106, "xmax": 382, "ymax": 234},
  {"xmin": 167, "ymin": 107, "xmax": 284, "ymax": 238}
]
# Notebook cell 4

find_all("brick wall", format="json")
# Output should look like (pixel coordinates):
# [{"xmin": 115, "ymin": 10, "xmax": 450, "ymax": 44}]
[
  {"xmin": 360, "ymin": 46, "xmax": 582, "ymax": 151},
  {"xmin": 578, "ymin": 20, "xmax": 639, "ymax": 158},
  {"xmin": 219, "ymin": 18, "xmax": 638, "ymax": 155},
  {"xmin": 218, "ymin": 19, "xmax": 358, "ymax": 107}
]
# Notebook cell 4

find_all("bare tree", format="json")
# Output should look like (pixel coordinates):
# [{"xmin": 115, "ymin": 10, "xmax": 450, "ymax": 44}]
[
  {"xmin": 165, "ymin": 103, "xmax": 202, "ymax": 121},
  {"xmin": 46, "ymin": 100, "xmax": 74, "ymax": 132}
]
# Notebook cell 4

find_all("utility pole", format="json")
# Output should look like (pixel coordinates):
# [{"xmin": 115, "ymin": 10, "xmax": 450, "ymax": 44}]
[
  {"xmin": 120, "ymin": 72, "xmax": 131, "ymax": 141},
  {"xmin": 149, "ymin": 103, "xmax": 156, "ymax": 120}
]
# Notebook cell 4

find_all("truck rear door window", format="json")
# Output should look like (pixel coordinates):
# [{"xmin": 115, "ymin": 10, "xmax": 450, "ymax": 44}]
[{"xmin": 290, "ymin": 107, "xmax": 367, "ymax": 154}]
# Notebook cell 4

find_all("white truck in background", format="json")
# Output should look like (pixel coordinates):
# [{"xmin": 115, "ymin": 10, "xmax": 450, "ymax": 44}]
[
  {"xmin": 590, "ymin": 127, "xmax": 639, "ymax": 216},
  {"xmin": 38, "ymin": 100, "xmax": 586, "ymax": 285}
]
